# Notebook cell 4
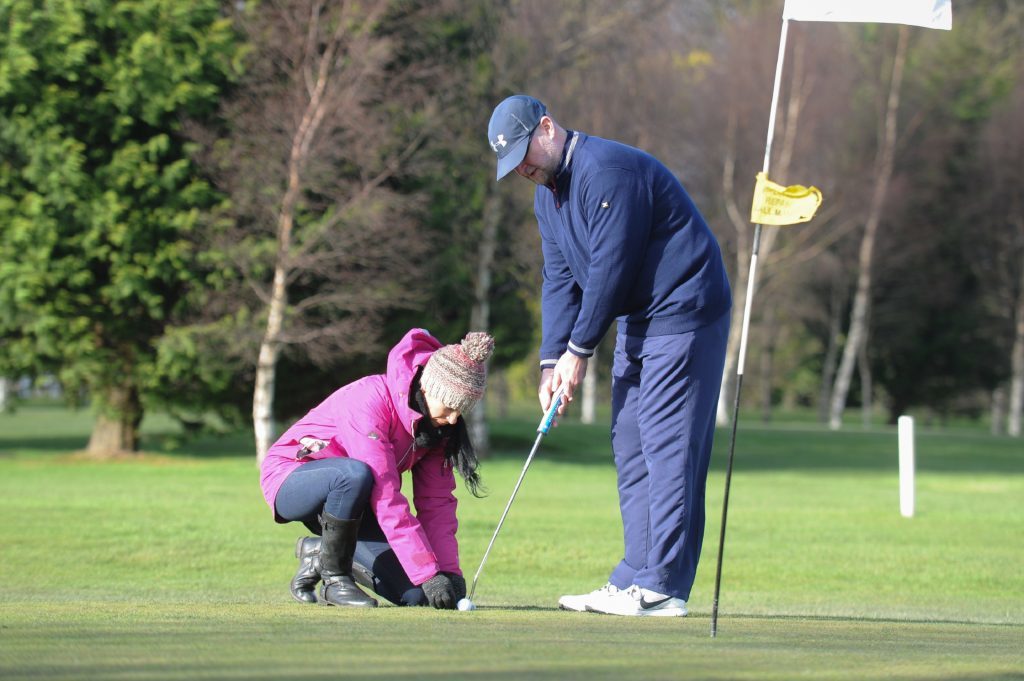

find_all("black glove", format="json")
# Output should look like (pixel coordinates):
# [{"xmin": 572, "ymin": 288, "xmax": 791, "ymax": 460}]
[
  {"xmin": 442, "ymin": 571, "xmax": 466, "ymax": 601},
  {"xmin": 421, "ymin": 573, "xmax": 456, "ymax": 609}
]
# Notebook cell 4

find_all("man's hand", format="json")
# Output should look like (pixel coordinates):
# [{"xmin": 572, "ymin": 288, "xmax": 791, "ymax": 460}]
[
  {"xmin": 549, "ymin": 351, "xmax": 587, "ymax": 416},
  {"xmin": 538, "ymin": 367, "xmax": 555, "ymax": 412}
]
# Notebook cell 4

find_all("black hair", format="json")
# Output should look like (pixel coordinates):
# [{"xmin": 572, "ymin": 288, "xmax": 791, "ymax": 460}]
[{"xmin": 409, "ymin": 368, "xmax": 486, "ymax": 498}]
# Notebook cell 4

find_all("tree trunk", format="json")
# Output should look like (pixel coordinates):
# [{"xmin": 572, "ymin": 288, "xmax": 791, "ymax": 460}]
[
  {"xmin": 1008, "ymin": 257, "xmax": 1024, "ymax": 437},
  {"xmin": 87, "ymin": 383, "xmax": 143, "ymax": 457},
  {"xmin": 759, "ymin": 304, "xmax": 777, "ymax": 424},
  {"xmin": 829, "ymin": 27, "xmax": 909, "ymax": 431},
  {"xmin": 0, "ymin": 377, "xmax": 10, "ymax": 412},
  {"xmin": 858, "ymin": 329, "xmax": 873, "ymax": 428},
  {"xmin": 468, "ymin": 188, "xmax": 503, "ymax": 457},
  {"xmin": 253, "ymin": 269, "xmax": 285, "ymax": 464},
  {"xmin": 717, "ymin": 40, "xmax": 808, "ymax": 426},
  {"xmin": 717, "ymin": 110, "xmax": 753, "ymax": 427},
  {"xmin": 817, "ymin": 281, "xmax": 844, "ymax": 423},
  {"xmin": 991, "ymin": 385, "xmax": 1007, "ymax": 436},
  {"xmin": 717, "ymin": 268, "xmax": 748, "ymax": 426},
  {"xmin": 252, "ymin": 15, "xmax": 338, "ymax": 463},
  {"xmin": 492, "ymin": 369, "xmax": 509, "ymax": 419}
]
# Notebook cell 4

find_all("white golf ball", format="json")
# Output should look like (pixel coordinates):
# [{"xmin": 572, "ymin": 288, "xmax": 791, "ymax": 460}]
[{"xmin": 457, "ymin": 598, "xmax": 476, "ymax": 611}]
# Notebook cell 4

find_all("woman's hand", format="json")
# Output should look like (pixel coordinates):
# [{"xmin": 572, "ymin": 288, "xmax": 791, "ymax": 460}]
[
  {"xmin": 442, "ymin": 571, "xmax": 466, "ymax": 601},
  {"xmin": 421, "ymin": 572, "xmax": 456, "ymax": 609}
]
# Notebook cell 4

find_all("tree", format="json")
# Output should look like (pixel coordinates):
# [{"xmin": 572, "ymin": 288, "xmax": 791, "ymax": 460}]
[
  {"xmin": 0, "ymin": 0, "xmax": 240, "ymax": 455},
  {"xmin": 390, "ymin": 1, "xmax": 537, "ymax": 455},
  {"xmin": 673, "ymin": 10, "xmax": 861, "ymax": 425},
  {"xmin": 865, "ymin": 4, "xmax": 1022, "ymax": 424},
  {"xmin": 194, "ymin": 0, "xmax": 461, "ymax": 462},
  {"xmin": 397, "ymin": 0, "xmax": 673, "ymax": 442},
  {"xmin": 977, "ymin": 57, "xmax": 1024, "ymax": 435},
  {"xmin": 827, "ymin": 26, "xmax": 911, "ymax": 429}
]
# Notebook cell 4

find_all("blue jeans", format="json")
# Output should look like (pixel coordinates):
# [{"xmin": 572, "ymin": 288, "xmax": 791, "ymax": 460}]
[
  {"xmin": 608, "ymin": 312, "xmax": 729, "ymax": 600},
  {"xmin": 275, "ymin": 457, "xmax": 427, "ymax": 606}
]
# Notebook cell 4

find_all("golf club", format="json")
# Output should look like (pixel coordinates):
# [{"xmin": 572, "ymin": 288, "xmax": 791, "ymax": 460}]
[{"xmin": 462, "ymin": 387, "xmax": 565, "ymax": 609}]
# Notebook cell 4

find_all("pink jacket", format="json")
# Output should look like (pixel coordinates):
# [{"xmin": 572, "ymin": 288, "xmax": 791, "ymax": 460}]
[{"xmin": 259, "ymin": 328, "xmax": 460, "ymax": 585}]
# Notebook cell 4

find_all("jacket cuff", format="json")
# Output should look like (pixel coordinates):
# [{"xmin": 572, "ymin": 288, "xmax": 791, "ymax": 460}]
[{"xmin": 567, "ymin": 340, "xmax": 595, "ymax": 358}]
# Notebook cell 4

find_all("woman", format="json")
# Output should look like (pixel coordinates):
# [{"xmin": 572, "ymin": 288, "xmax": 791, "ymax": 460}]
[{"xmin": 259, "ymin": 328, "xmax": 493, "ymax": 609}]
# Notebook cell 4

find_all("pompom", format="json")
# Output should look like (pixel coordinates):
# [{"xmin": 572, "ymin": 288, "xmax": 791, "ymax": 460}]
[{"xmin": 460, "ymin": 332, "xmax": 495, "ymax": 363}]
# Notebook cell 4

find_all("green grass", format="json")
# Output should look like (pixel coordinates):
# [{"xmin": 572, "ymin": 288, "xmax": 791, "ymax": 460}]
[{"xmin": 1, "ymin": 403, "xmax": 1022, "ymax": 680}]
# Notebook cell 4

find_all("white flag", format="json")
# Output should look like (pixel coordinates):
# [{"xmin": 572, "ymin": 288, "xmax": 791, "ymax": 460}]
[{"xmin": 783, "ymin": 0, "xmax": 952, "ymax": 31}]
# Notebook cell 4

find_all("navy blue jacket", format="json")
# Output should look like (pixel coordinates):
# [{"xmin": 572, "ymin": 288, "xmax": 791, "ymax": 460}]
[{"xmin": 536, "ymin": 132, "xmax": 731, "ymax": 367}]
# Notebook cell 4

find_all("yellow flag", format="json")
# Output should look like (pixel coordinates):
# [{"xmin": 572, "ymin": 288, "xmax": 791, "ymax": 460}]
[{"xmin": 750, "ymin": 172, "xmax": 822, "ymax": 226}]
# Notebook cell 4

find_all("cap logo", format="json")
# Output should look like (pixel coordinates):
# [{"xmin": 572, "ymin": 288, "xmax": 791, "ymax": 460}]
[{"xmin": 490, "ymin": 134, "xmax": 508, "ymax": 152}]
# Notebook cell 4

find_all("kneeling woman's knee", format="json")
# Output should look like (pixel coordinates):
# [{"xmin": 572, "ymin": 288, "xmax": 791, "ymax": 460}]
[{"xmin": 346, "ymin": 458, "xmax": 375, "ymax": 498}]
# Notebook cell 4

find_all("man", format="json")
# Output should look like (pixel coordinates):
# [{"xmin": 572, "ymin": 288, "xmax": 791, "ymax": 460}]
[{"xmin": 487, "ymin": 95, "xmax": 732, "ymax": 617}]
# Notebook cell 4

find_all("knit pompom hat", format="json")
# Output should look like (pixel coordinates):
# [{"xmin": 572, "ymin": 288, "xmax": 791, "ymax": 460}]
[{"xmin": 420, "ymin": 332, "xmax": 495, "ymax": 413}]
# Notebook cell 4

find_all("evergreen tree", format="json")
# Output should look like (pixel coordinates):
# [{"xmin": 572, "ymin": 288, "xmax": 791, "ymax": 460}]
[{"xmin": 0, "ymin": 0, "xmax": 241, "ymax": 455}]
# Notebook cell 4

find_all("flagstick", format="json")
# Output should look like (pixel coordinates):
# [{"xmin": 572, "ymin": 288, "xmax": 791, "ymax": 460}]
[{"xmin": 710, "ymin": 17, "xmax": 790, "ymax": 639}]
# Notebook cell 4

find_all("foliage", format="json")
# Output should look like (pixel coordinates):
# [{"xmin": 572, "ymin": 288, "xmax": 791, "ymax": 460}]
[
  {"xmin": 188, "ymin": 0, "xmax": 501, "ymax": 430},
  {"xmin": 1, "ymin": 0, "xmax": 1023, "ymax": 435},
  {"xmin": 867, "ymin": 5, "xmax": 1023, "ymax": 421},
  {"xmin": 382, "ymin": 1, "xmax": 538, "ymax": 369},
  {"xmin": 0, "ymin": 0, "xmax": 242, "ymax": 447}
]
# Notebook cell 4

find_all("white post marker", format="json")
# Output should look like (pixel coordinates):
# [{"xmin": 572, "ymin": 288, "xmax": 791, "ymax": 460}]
[{"xmin": 898, "ymin": 415, "xmax": 915, "ymax": 517}]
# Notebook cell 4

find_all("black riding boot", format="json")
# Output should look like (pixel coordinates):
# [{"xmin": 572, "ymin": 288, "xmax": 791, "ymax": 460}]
[
  {"xmin": 318, "ymin": 512, "xmax": 377, "ymax": 608},
  {"xmin": 290, "ymin": 536, "xmax": 321, "ymax": 604}
]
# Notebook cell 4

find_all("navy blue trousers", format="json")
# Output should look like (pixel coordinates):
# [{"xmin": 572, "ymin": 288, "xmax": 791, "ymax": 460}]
[
  {"xmin": 607, "ymin": 311, "xmax": 729, "ymax": 600},
  {"xmin": 275, "ymin": 457, "xmax": 427, "ymax": 606}
]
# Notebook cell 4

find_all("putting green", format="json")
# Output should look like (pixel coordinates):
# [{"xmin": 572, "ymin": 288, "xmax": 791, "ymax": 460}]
[
  {"xmin": 1, "ymin": 405, "xmax": 1021, "ymax": 679},
  {"xmin": 0, "ymin": 602, "xmax": 1020, "ymax": 680}
]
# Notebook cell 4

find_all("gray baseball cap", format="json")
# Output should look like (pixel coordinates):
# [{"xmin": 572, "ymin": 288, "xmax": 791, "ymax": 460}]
[{"xmin": 487, "ymin": 95, "xmax": 547, "ymax": 180}]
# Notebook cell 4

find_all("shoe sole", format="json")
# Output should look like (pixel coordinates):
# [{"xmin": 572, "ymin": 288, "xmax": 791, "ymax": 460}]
[{"xmin": 584, "ymin": 605, "xmax": 687, "ymax": 617}]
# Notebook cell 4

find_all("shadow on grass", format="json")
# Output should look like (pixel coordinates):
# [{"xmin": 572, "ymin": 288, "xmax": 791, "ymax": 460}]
[
  {"xmin": 0, "ymin": 432, "xmax": 253, "ymax": 459},
  {"xmin": 0, "ymin": 664, "xmax": 591, "ymax": 681},
  {"xmin": 0, "ymin": 435, "xmax": 91, "ymax": 456},
  {"xmin": 0, "ymin": 665, "xmax": 768, "ymax": 681},
  {"xmin": 471, "ymin": 604, "xmax": 561, "ymax": 612},
  {"xmin": 713, "ymin": 612, "xmax": 1022, "ymax": 628},
  {"xmin": 0, "ymin": 403, "xmax": 254, "ymax": 459}
]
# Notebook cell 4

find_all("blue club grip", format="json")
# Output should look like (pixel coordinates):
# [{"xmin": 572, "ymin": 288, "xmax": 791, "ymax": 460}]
[{"xmin": 538, "ymin": 389, "xmax": 564, "ymax": 434}]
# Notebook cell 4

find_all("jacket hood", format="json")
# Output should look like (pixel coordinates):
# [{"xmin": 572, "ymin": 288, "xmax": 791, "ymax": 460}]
[{"xmin": 386, "ymin": 328, "xmax": 443, "ymax": 436}]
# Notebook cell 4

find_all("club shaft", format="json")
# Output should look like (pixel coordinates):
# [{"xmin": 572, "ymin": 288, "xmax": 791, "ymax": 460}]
[
  {"xmin": 468, "ymin": 389, "xmax": 564, "ymax": 602},
  {"xmin": 467, "ymin": 431, "xmax": 544, "ymax": 601}
]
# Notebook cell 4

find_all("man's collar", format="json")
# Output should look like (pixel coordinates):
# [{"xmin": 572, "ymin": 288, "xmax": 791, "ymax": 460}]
[{"xmin": 557, "ymin": 130, "xmax": 580, "ymax": 177}]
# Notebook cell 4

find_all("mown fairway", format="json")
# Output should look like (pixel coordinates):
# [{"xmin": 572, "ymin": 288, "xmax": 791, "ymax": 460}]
[{"xmin": 1, "ymin": 403, "xmax": 1022, "ymax": 680}]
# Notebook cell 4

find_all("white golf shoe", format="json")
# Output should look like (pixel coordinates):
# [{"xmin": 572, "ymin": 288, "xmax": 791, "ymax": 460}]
[
  {"xmin": 557, "ymin": 582, "xmax": 621, "ymax": 612},
  {"xmin": 586, "ymin": 584, "xmax": 688, "ymax": 617}
]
